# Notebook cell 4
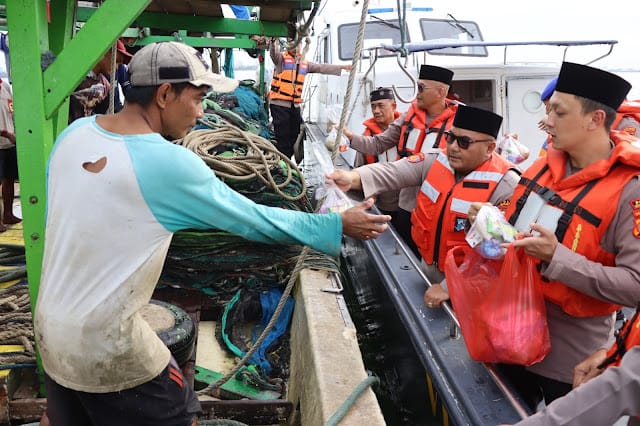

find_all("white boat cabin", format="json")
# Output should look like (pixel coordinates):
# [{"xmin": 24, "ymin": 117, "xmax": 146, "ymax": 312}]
[{"xmin": 302, "ymin": 3, "xmax": 617, "ymax": 169}]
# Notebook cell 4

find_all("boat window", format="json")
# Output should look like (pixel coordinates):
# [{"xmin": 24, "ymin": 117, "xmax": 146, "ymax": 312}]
[
  {"xmin": 419, "ymin": 18, "xmax": 487, "ymax": 57},
  {"xmin": 449, "ymin": 80, "xmax": 494, "ymax": 112},
  {"xmin": 337, "ymin": 20, "xmax": 409, "ymax": 61}
]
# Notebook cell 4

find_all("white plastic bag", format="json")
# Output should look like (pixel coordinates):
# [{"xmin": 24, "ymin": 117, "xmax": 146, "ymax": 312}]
[
  {"xmin": 326, "ymin": 104, "xmax": 343, "ymax": 127},
  {"xmin": 324, "ymin": 127, "xmax": 350, "ymax": 152},
  {"xmin": 465, "ymin": 205, "xmax": 517, "ymax": 259},
  {"xmin": 316, "ymin": 182, "xmax": 353, "ymax": 214},
  {"xmin": 310, "ymin": 140, "xmax": 354, "ymax": 214},
  {"xmin": 496, "ymin": 135, "xmax": 530, "ymax": 164}
]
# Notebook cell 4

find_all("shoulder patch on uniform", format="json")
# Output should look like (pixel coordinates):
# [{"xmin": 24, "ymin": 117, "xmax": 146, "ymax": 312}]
[
  {"xmin": 631, "ymin": 199, "xmax": 640, "ymax": 238},
  {"xmin": 622, "ymin": 127, "xmax": 637, "ymax": 136},
  {"xmin": 498, "ymin": 200, "xmax": 511, "ymax": 211},
  {"xmin": 407, "ymin": 152, "xmax": 425, "ymax": 163},
  {"xmin": 634, "ymin": 217, "xmax": 640, "ymax": 239}
]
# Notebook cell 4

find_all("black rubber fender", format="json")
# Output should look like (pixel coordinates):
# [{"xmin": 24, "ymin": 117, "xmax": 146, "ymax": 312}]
[{"xmin": 146, "ymin": 299, "xmax": 196, "ymax": 366}]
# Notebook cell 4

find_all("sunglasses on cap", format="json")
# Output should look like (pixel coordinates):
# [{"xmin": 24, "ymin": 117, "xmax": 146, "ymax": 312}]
[{"xmin": 444, "ymin": 130, "xmax": 493, "ymax": 150}]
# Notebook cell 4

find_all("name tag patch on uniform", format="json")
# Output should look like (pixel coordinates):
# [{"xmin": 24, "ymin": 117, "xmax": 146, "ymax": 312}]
[
  {"xmin": 631, "ymin": 199, "xmax": 640, "ymax": 239},
  {"xmin": 407, "ymin": 152, "xmax": 425, "ymax": 163},
  {"xmin": 454, "ymin": 217, "xmax": 467, "ymax": 232}
]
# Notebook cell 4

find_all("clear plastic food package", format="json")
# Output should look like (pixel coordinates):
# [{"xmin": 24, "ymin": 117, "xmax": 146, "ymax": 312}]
[{"xmin": 465, "ymin": 205, "xmax": 517, "ymax": 259}]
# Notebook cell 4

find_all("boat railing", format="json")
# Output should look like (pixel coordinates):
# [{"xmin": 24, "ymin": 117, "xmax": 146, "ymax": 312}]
[
  {"xmin": 375, "ymin": 39, "xmax": 618, "ymax": 66},
  {"xmin": 363, "ymin": 205, "xmax": 531, "ymax": 421}
]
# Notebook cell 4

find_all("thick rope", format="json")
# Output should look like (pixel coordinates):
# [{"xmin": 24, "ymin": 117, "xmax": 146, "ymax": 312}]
[
  {"xmin": 178, "ymin": 126, "xmax": 307, "ymax": 201},
  {"xmin": 197, "ymin": 246, "xmax": 311, "ymax": 394},
  {"xmin": 331, "ymin": 0, "xmax": 371, "ymax": 163},
  {"xmin": 324, "ymin": 376, "xmax": 380, "ymax": 426},
  {"xmin": 0, "ymin": 284, "xmax": 36, "ymax": 366}
]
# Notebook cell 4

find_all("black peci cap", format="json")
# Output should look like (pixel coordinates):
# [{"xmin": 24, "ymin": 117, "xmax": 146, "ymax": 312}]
[
  {"xmin": 452, "ymin": 105, "xmax": 503, "ymax": 138},
  {"xmin": 418, "ymin": 64, "xmax": 454, "ymax": 85},
  {"xmin": 555, "ymin": 62, "xmax": 631, "ymax": 110},
  {"xmin": 369, "ymin": 87, "xmax": 395, "ymax": 102}
]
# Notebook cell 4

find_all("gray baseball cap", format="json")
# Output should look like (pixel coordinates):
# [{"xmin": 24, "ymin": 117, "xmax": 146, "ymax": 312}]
[{"xmin": 128, "ymin": 41, "xmax": 239, "ymax": 93}]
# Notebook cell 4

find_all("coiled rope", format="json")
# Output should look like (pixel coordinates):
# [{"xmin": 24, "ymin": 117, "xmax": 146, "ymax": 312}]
[
  {"xmin": 178, "ymin": 126, "xmax": 307, "ymax": 202},
  {"xmin": 0, "ymin": 283, "xmax": 36, "ymax": 367}
]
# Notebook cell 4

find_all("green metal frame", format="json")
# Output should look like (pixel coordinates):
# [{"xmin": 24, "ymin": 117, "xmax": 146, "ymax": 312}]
[{"xmin": 3, "ymin": 0, "xmax": 307, "ymax": 395}]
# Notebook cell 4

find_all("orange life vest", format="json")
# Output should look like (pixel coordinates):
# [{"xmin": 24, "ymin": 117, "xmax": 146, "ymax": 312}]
[
  {"xmin": 269, "ymin": 52, "xmax": 308, "ymax": 103},
  {"xmin": 612, "ymin": 100, "xmax": 640, "ymax": 137},
  {"xmin": 505, "ymin": 132, "xmax": 640, "ymax": 317},
  {"xmin": 363, "ymin": 111, "xmax": 401, "ymax": 164},
  {"xmin": 411, "ymin": 152, "xmax": 516, "ymax": 266},
  {"xmin": 397, "ymin": 100, "xmax": 458, "ymax": 158},
  {"xmin": 600, "ymin": 307, "xmax": 640, "ymax": 369}
]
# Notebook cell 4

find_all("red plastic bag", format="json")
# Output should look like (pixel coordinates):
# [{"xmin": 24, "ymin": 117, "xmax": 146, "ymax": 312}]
[{"xmin": 444, "ymin": 245, "xmax": 550, "ymax": 365}]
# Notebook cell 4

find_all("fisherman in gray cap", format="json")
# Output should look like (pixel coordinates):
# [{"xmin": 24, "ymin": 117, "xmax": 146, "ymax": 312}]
[{"xmin": 36, "ymin": 41, "xmax": 390, "ymax": 426}]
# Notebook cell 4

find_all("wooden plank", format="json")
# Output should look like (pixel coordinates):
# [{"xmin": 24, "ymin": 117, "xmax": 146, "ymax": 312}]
[
  {"xmin": 0, "ymin": 346, "xmax": 25, "ymax": 380},
  {"xmin": 0, "ymin": 374, "xmax": 8, "ymax": 424},
  {"xmin": 8, "ymin": 398, "xmax": 46, "ymax": 424},
  {"xmin": 200, "ymin": 399, "xmax": 293, "ymax": 424}
]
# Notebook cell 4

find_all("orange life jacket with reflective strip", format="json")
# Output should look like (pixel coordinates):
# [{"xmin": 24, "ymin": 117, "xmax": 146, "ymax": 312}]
[
  {"xmin": 411, "ymin": 152, "xmax": 515, "ymax": 266},
  {"xmin": 505, "ymin": 132, "xmax": 640, "ymax": 317},
  {"xmin": 397, "ymin": 100, "xmax": 458, "ymax": 158},
  {"xmin": 269, "ymin": 52, "xmax": 308, "ymax": 103},
  {"xmin": 612, "ymin": 100, "xmax": 640, "ymax": 137},
  {"xmin": 363, "ymin": 111, "xmax": 401, "ymax": 164}
]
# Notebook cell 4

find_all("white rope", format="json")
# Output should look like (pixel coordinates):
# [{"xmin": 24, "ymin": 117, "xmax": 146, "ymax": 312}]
[{"xmin": 331, "ymin": 0, "xmax": 371, "ymax": 163}]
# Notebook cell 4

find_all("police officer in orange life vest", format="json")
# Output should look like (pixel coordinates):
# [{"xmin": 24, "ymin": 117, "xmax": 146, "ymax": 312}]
[
  {"xmin": 268, "ymin": 39, "xmax": 351, "ymax": 160},
  {"xmin": 468, "ymin": 62, "xmax": 640, "ymax": 410},
  {"xmin": 537, "ymin": 76, "xmax": 640, "ymax": 157},
  {"xmin": 353, "ymin": 87, "xmax": 401, "ymax": 220},
  {"xmin": 342, "ymin": 65, "xmax": 462, "ymax": 258},
  {"xmin": 329, "ymin": 105, "xmax": 520, "ymax": 288}
]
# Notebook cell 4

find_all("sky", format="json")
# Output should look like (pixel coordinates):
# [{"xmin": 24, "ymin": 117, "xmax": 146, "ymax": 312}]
[
  {"xmin": 337, "ymin": 0, "xmax": 640, "ymax": 96},
  {"xmin": 423, "ymin": 0, "xmax": 639, "ymax": 70}
]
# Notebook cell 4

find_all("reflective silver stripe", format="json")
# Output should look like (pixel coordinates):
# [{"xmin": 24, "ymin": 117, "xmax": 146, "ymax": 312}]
[
  {"xmin": 465, "ymin": 171, "xmax": 504, "ymax": 182},
  {"xmin": 421, "ymin": 133, "xmax": 438, "ymax": 153},
  {"xmin": 405, "ymin": 128, "xmax": 422, "ymax": 151},
  {"xmin": 435, "ymin": 152, "xmax": 453, "ymax": 172},
  {"xmin": 378, "ymin": 146, "xmax": 398, "ymax": 162},
  {"xmin": 450, "ymin": 198, "xmax": 471, "ymax": 215},
  {"xmin": 420, "ymin": 180, "xmax": 440, "ymax": 203},
  {"xmin": 536, "ymin": 204, "xmax": 562, "ymax": 234},
  {"xmin": 513, "ymin": 192, "xmax": 561, "ymax": 234}
]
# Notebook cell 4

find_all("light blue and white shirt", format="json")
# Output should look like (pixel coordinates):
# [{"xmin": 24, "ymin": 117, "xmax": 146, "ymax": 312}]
[{"xmin": 36, "ymin": 116, "xmax": 342, "ymax": 392}]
